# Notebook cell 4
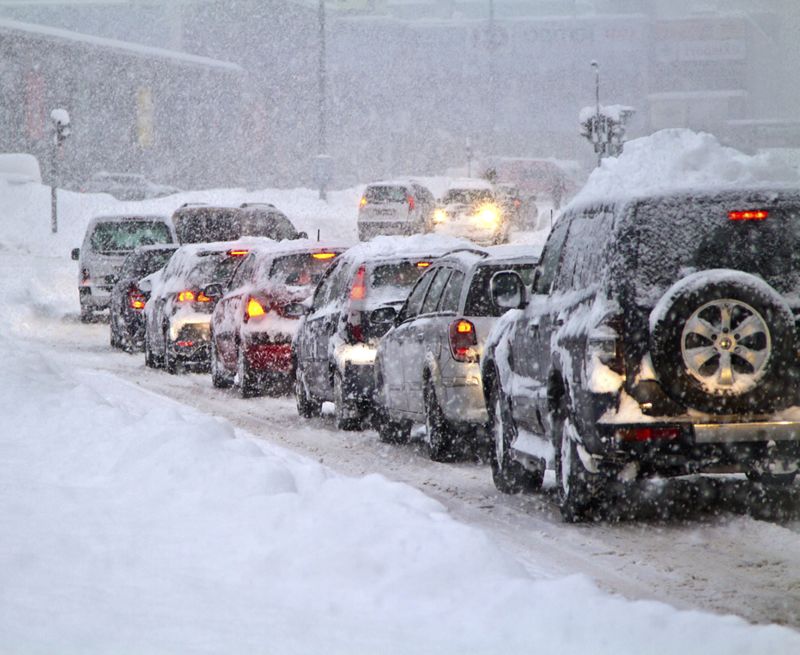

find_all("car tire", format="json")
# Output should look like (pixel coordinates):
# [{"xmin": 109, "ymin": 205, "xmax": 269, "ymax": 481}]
[
  {"xmin": 333, "ymin": 371, "xmax": 362, "ymax": 431},
  {"xmin": 650, "ymin": 271, "xmax": 795, "ymax": 414},
  {"xmin": 295, "ymin": 368, "xmax": 322, "ymax": 418},
  {"xmin": 110, "ymin": 321, "xmax": 121, "ymax": 349},
  {"xmin": 554, "ymin": 408, "xmax": 607, "ymax": 523},
  {"xmin": 375, "ymin": 406, "xmax": 412, "ymax": 444},
  {"xmin": 210, "ymin": 341, "xmax": 234, "ymax": 389},
  {"xmin": 488, "ymin": 377, "xmax": 543, "ymax": 494},
  {"xmin": 164, "ymin": 328, "xmax": 178, "ymax": 375},
  {"xmin": 424, "ymin": 377, "xmax": 456, "ymax": 462},
  {"xmin": 80, "ymin": 306, "xmax": 93, "ymax": 324},
  {"xmin": 237, "ymin": 344, "xmax": 262, "ymax": 398},
  {"xmin": 144, "ymin": 329, "xmax": 160, "ymax": 369}
]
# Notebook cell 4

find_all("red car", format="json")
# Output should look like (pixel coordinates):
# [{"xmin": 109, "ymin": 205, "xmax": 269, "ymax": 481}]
[{"xmin": 208, "ymin": 240, "xmax": 348, "ymax": 397}]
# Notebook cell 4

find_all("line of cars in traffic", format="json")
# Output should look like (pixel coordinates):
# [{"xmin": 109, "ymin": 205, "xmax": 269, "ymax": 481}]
[{"xmin": 76, "ymin": 179, "xmax": 800, "ymax": 525}]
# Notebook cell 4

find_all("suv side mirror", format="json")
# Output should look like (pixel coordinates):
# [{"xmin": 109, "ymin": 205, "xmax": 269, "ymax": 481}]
[
  {"xmin": 203, "ymin": 283, "xmax": 223, "ymax": 300},
  {"xmin": 491, "ymin": 271, "xmax": 527, "ymax": 310},
  {"xmin": 284, "ymin": 302, "xmax": 309, "ymax": 317},
  {"xmin": 137, "ymin": 278, "xmax": 153, "ymax": 293},
  {"xmin": 71, "ymin": 248, "xmax": 80, "ymax": 261},
  {"xmin": 369, "ymin": 305, "xmax": 397, "ymax": 326},
  {"xmin": 297, "ymin": 231, "xmax": 309, "ymax": 240}
]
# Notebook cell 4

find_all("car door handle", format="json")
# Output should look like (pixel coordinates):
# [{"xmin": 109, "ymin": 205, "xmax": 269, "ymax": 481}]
[{"xmin": 414, "ymin": 333, "xmax": 424, "ymax": 342}]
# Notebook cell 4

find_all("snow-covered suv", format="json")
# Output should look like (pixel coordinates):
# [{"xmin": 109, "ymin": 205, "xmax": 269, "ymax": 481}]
[{"xmin": 481, "ymin": 187, "xmax": 800, "ymax": 522}]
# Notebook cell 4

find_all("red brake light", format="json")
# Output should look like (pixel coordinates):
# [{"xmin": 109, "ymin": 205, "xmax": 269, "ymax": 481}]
[
  {"xmin": 350, "ymin": 265, "xmax": 366, "ymax": 300},
  {"xmin": 617, "ymin": 427, "xmax": 680, "ymax": 442},
  {"xmin": 80, "ymin": 269, "xmax": 90, "ymax": 284},
  {"xmin": 196, "ymin": 292, "xmax": 212, "ymax": 302},
  {"xmin": 360, "ymin": 196, "xmax": 367, "ymax": 207},
  {"xmin": 514, "ymin": 199, "xmax": 520, "ymax": 207},
  {"xmin": 177, "ymin": 291, "xmax": 195, "ymax": 302},
  {"xmin": 729, "ymin": 210, "xmax": 768, "ymax": 221},
  {"xmin": 228, "ymin": 249, "xmax": 248, "ymax": 256},
  {"xmin": 449, "ymin": 319, "xmax": 477, "ymax": 362},
  {"xmin": 313, "ymin": 252, "xmax": 336, "ymax": 260},
  {"xmin": 129, "ymin": 285, "xmax": 146, "ymax": 309},
  {"xmin": 407, "ymin": 195, "xmax": 415, "ymax": 212},
  {"xmin": 416, "ymin": 261, "xmax": 431, "ymax": 268},
  {"xmin": 247, "ymin": 298, "xmax": 265, "ymax": 318}
]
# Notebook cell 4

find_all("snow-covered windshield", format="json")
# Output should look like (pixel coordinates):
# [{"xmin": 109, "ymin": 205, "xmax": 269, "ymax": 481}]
[
  {"xmin": 364, "ymin": 186, "xmax": 408, "ymax": 204},
  {"xmin": 89, "ymin": 221, "xmax": 172, "ymax": 252},
  {"xmin": 267, "ymin": 252, "xmax": 339, "ymax": 286}
]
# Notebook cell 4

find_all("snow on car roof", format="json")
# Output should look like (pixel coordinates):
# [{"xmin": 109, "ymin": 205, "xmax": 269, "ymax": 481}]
[
  {"xmin": 446, "ymin": 178, "xmax": 494, "ymax": 190},
  {"xmin": 340, "ymin": 234, "xmax": 475, "ymax": 262},
  {"xmin": 570, "ymin": 128, "xmax": 800, "ymax": 208},
  {"xmin": 243, "ymin": 237, "xmax": 352, "ymax": 258}
]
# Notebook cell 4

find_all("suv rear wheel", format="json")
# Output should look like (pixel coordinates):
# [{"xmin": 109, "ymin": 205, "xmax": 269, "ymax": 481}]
[
  {"xmin": 295, "ymin": 368, "xmax": 322, "ymax": 418},
  {"xmin": 488, "ymin": 378, "xmax": 543, "ymax": 494},
  {"xmin": 210, "ymin": 341, "xmax": 234, "ymax": 388},
  {"xmin": 553, "ymin": 407, "xmax": 608, "ymax": 522},
  {"xmin": 333, "ymin": 371, "xmax": 362, "ymax": 431},
  {"xmin": 650, "ymin": 271, "xmax": 794, "ymax": 414},
  {"xmin": 424, "ymin": 377, "xmax": 456, "ymax": 462}
]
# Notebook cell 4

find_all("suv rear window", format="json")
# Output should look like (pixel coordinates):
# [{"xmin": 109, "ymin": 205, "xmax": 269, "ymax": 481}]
[
  {"xmin": 90, "ymin": 221, "xmax": 172, "ymax": 252},
  {"xmin": 629, "ymin": 200, "xmax": 800, "ymax": 301},
  {"xmin": 365, "ymin": 186, "xmax": 408, "ymax": 204},
  {"xmin": 120, "ymin": 249, "xmax": 175, "ymax": 279},
  {"xmin": 371, "ymin": 261, "xmax": 428, "ymax": 290},
  {"xmin": 442, "ymin": 189, "xmax": 493, "ymax": 205}
]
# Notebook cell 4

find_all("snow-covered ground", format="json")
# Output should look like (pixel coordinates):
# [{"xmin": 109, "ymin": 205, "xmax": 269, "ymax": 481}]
[{"xmin": 2, "ymin": 134, "xmax": 800, "ymax": 653}]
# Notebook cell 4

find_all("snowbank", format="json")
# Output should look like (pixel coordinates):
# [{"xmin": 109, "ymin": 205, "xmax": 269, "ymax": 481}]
[
  {"xmin": 0, "ymin": 335, "xmax": 798, "ymax": 654},
  {"xmin": 571, "ymin": 129, "xmax": 800, "ymax": 206}
]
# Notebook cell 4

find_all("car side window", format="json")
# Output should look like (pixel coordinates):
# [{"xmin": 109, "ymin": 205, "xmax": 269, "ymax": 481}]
[
  {"xmin": 555, "ymin": 205, "xmax": 615, "ymax": 292},
  {"xmin": 420, "ymin": 268, "xmax": 452, "ymax": 315},
  {"xmin": 439, "ymin": 269, "xmax": 465, "ymax": 313},
  {"xmin": 228, "ymin": 253, "xmax": 257, "ymax": 290},
  {"xmin": 399, "ymin": 270, "xmax": 435, "ymax": 323},
  {"xmin": 534, "ymin": 214, "xmax": 571, "ymax": 295},
  {"xmin": 311, "ymin": 259, "xmax": 345, "ymax": 311}
]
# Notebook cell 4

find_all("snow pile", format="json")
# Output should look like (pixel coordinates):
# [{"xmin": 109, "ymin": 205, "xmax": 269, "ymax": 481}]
[
  {"xmin": 572, "ymin": 129, "xmax": 800, "ymax": 205},
  {"xmin": 0, "ymin": 337, "xmax": 798, "ymax": 654}
]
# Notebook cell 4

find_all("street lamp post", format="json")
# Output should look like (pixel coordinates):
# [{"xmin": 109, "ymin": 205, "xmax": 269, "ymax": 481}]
[
  {"xmin": 50, "ymin": 108, "xmax": 71, "ymax": 233},
  {"xmin": 317, "ymin": 0, "xmax": 328, "ymax": 201}
]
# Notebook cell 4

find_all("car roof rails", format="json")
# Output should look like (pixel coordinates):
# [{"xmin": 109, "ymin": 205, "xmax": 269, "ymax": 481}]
[
  {"xmin": 178, "ymin": 202, "xmax": 209, "ymax": 208},
  {"xmin": 239, "ymin": 202, "xmax": 277, "ymax": 209},
  {"xmin": 444, "ymin": 247, "xmax": 490, "ymax": 258}
]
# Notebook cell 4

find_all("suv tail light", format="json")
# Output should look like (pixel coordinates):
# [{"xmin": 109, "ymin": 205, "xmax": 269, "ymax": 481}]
[
  {"xmin": 407, "ymin": 195, "xmax": 415, "ymax": 212},
  {"xmin": 246, "ymin": 297, "xmax": 265, "ymax": 319},
  {"xmin": 729, "ymin": 210, "xmax": 768, "ymax": 221},
  {"xmin": 587, "ymin": 314, "xmax": 625, "ymax": 377},
  {"xmin": 128, "ymin": 285, "xmax": 146, "ymax": 310},
  {"xmin": 177, "ymin": 290, "xmax": 212, "ymax": 303},
  {"xmin": 359, "ymin": 196, "xmax": 367, "ymax": 210},
  {"xmin": 449, "ymin": 319, "xmax": 478, "ymax": 362},
  {"xmin": 80, "ymin": 268, "xmax": 91, "ymax": 284}
]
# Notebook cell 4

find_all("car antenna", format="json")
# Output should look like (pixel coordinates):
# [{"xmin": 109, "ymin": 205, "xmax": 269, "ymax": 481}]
[{"xmin": 317, "ymin": 229, "xmax": 320, "ymax": 242}]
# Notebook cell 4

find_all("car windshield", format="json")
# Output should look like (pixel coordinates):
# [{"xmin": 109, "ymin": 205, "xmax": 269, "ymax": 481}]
[
  {"xmin": 625, "ymin": 198, "xmax": 800, "ymax": 303},
  {"xmin": 442, "ymin": 189, "xmax": 493, "ymax": 205},
  {"xmin": 120, "ymin": 249, "xmax": 175, "ymax": 279},
  {"xmin": 89, "ymin": 221, "xmax": 172, "ymax": 252},
  {"xmin": 267, "ymin": 252, "xmax": 339, "ymax": 286},
  {"xmin": 365, "ymin": 186, "xmax": 408, "ymax": 203}
]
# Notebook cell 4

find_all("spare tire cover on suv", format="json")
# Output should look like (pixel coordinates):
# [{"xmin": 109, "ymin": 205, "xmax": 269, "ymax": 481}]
[{"xmin": 649, "ymin": 269, "xmax": 795, "ymax": 414}]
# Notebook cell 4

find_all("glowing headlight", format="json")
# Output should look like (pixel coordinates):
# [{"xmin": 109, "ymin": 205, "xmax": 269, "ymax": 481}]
[
  {"xmin": 433, "ymin": 209, "xmax": 446, "ymax": 224},
  {"xmin": 475, "ymin": 204, "xmax": 499, "ymax": 228}
]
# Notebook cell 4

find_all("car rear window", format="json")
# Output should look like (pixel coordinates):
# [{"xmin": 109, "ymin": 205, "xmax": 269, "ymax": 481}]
[
  {"xmin": 442, "ymin": 189, "xmax": 493, "ymax": 205},
  {"xmin": 267, "ymin": 252, "xmax": 340, "ymax": 286},
  {"xmin": 371, "ymin": 261, "xmax": 428, "ymax": 290},
  {"xmin": 365, "ymin": 186, "xmax": 408, "ymax": 204},
  {"xmin": 173, "ymin": 209, "xmax": 240, "ymax": 244},
  {"xmin": 120, "ymin": 249, "xmax": 175, "ymax": 279},
  {"xmin": 240, "ymin": 211, "xmax": 298, "ymax": 240},
  {"xmin": 90, "ymin": 221, "xmax": 172, "ymax": 252}
]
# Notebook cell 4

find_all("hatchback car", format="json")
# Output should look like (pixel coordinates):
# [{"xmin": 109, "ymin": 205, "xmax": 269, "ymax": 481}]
[
  {"xmin": 140, "ymin": 240, "xmax": 258, "ymax": 373},
  {"xmin": 171, "ymin": 202, "xmax": 307, "ymax": 245},
  {"xmin": 71, "ymin": 214, "xmax": 177, "ymax": 323},
  {"xmin": 357, "ymin": 180, "xmax": 436, "ymax": 241},
  {"xmin": 290, "ymin": 235, "xmax": 470, "ymax": 430},
  {"xmin": 482, "ymin": 186, "xmax": 800, "ymax": 522},
  {"xmin": 431, "ymin": 180, "xmax": 509, "ymax": 245},
  {"xmin": 373, "ymin": 248, "xmax": 538, "ymax": 460},
  {"xmin": 208, "ymin": 240, "xmax": 347, "ymax": 397},
  {"xmin": 109, "ymin": 244, "xmax": 177, "ymax": 352}
]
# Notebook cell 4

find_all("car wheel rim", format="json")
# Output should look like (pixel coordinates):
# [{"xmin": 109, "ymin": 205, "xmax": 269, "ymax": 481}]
[{"xmin": 680, "ymin": 298, "xmax": 771, "ymax": 394}]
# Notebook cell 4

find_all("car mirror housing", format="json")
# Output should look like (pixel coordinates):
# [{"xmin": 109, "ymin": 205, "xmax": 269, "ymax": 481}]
[
  {"xmin": 284, "ymin": 302, "xmax": 309, "ymax": 317},
  {"xmin": 490, "ymin": 271, "xmax": 527, "ymax": 309},
  {"xmin": 370, "ymin": 305, "xmax": 397, "ymax": 326},
  {"xmin": 203, "ymin": 283, "xmax": 223, "ymax": 300},
  {"xmin": 297, "ymin": 231, "xmax": 309, "ymax": 240},
  {"xmin": 71, "ymin": 248, "xmax": 80, "ymax": 261},
  {"xmin": 137, "ymin": 277, "xmax": 153, "ymax": 293}
]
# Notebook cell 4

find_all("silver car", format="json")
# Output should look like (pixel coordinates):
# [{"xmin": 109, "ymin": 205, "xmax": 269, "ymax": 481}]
[
  {"xmin": 357, "ymin": 180, "xmax": 436, "ymax": 241},
  {"xmin": 71, "ymin": 214, "xmax": 176, "ymax": 323},
  {"xmin": 373, "ymin": 248, "xmax": 538, "ymax": 461}
]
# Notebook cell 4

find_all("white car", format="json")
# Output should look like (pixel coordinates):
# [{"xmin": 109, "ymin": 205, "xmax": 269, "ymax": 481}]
[{"xmin": 431, "ymin": 179, "xmax": 509, "ymax": 246}]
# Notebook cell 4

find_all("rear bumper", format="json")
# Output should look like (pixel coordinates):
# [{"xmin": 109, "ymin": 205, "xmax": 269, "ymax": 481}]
[{"xmin": 244, "ymin": 341, "xmax": 292, "ymax": 373}]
